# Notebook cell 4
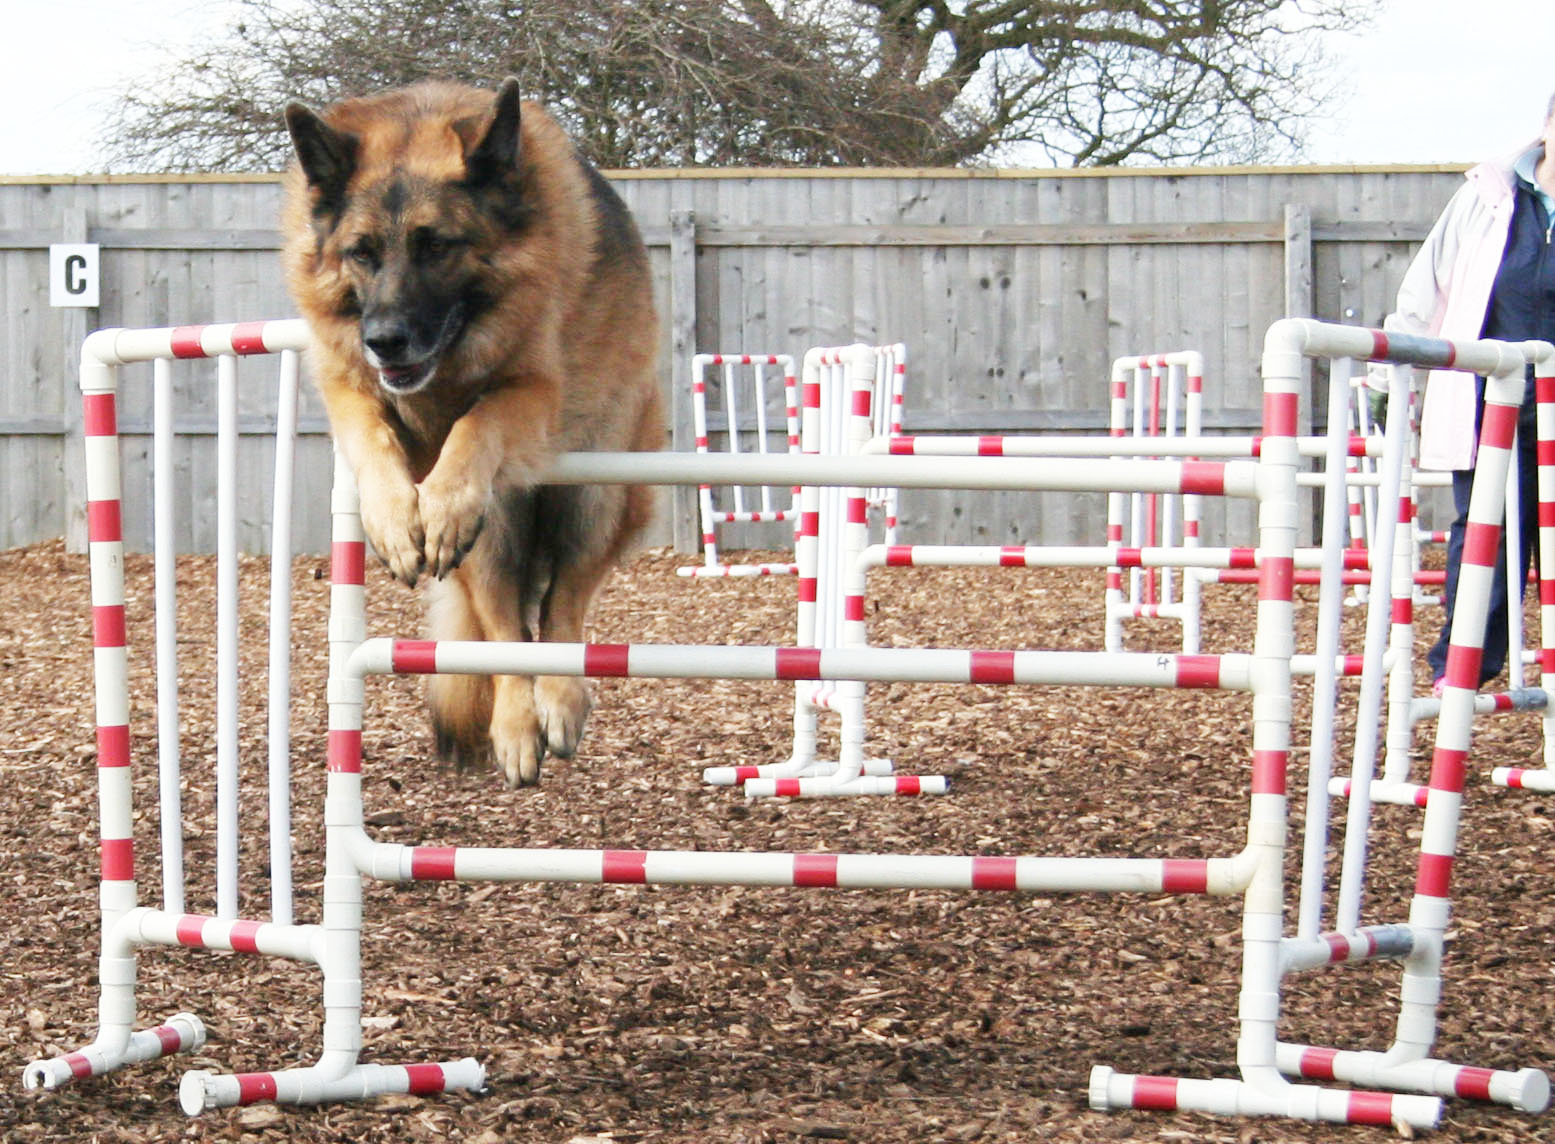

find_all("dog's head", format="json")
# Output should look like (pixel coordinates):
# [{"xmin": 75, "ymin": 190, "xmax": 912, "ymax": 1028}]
[{"xmin": 284, "ymin": 80, "xmax": 533, "ymax": 396}]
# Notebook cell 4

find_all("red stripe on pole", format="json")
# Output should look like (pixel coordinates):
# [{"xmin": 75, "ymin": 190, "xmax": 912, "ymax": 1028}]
[
  {"xmin": 1180, "ymin": 461, "xmax": 1224, "ymax": 495},
  {"xmin": 1461, "ymin": 520, "xmax": 1501, "ymax": 569},
  {"xmin": 1262, "ymin": 391, "xmax": 1298, "ymax": 437},
  {"xmin": 1503, "ymin": 767, "xmax": 1527, "ymax": 789},
  {"xmin": 100, "ymin": 837, "xmax": 134, "ymax": 881},
  {"xmin": 1114, "ymin": 547, "xmax": 1142, "ymax": 567},
  {"xmin": 1259, "ymin": 556, "xmax": 1294, "ymax": 602},
  {"xmin": 971, "ymin": 856, "xmax": 1018, "ymax": 890},
  {"xmin": 603, "ymin": 850, "xmax": 648, "ymax": 883},
  {"xmin": 331, "ymin": 540, "xmax": 365, "ymax": 586},
  {"xmin": 155, "ymin": 1024, "xmax": 184, "ymax": 1054},
  {"xmin": 92, "ymin": 604, "xmax": 125, "ymax": 649},
  {"xmin": 851, "ymin": 389, "xmax": 872, "ymax": 417},
  {"xmin": 327, "ymin": 728, "xmax": 362, "ymax": 774},
  {"xmin": 1369, "ymin": 330, "xmax": 1390, "ymax": 360},
  {"xmin": 1442, "ymin": 644, "xmax": 1484, "ymax": 691},
  {"xmin": 411, "ymin": 847, "xmax": 458, "ymax": 880},
  {"xmin": 888, "ymin": 437, "xmax": 914, "ymax": 455},
  {"xmin": 999, "ymin": 546, "xmax": 1026, "ymax": 566},
  {"xmin": 584, "ymin": 644, "xmax": 631, "ymax": 677},
  {"xmin": 1415, "ymin": 852, "xmax": 1453, "ymax": 898},
  {"xmin": 1427, "ymin": 746, "xmax": 1468, "ymax": 794},
  {"xmin": 1175, "ymin": 656, "xmax": 1220, "ymax": 689},
  {"xmin": 230, "ymin": 920, "xmax": 262, "ymax": 953},
  {"xmin": 175, "ymin": 916, "xmax": 207, "ymax": 946},
  {"xmin": 884, "ymin": 546, "xmax": 914, "ymax": 566},
  {"xmin": 235, "ymin": 1073, "xmax": 279, "ymax": 1104},
  {"xmin": 1250, "ymin": 749, "xmax": 1286, "ymax": 795},
  {"xmin": 1454, "ymin": 1067, "xmax": 1494, "ymax": 1101},
  {"xmin": 844, "ymin": 596, "xmax": 865, "ymax": 622},
  {"xmin": 82, "ymin": 393, "xmax": 117, "ymax": 436},
  {"xmin": 1301, "ymin": 1045, "xmax": 1339, "ymax": 1078},
  {"xmin": 392, "ymin": 640, "xmax": 439, "ymax": 674},
  {"xmin": 977, "ymin": 436, "xmax": 1004, "ymax": 456},
  {"xmin": 970, "ymin": 651, "xmax": 1016, "ymax": 684},
  {"xmin": 846, "ymin": 498, "xmax": 867, "ymax": 525},
  {"xmin": 97, "ymin": 724, "xmax": 130, "ymax": 767},
  {"xmin": 1391, "ymin": 597, "xmax": 1412, "ymax": 625},
  {"xmin": 797, "ymin": 579, "xmax": 817, "ymax": 604},
  {"xmin": 1480, "ymin": 400, "xmax": 1519, "ymax": 451},
  {"xmin": 229, "ymin": 322, "xmax": 269, "ymax": 354},
  {"xmin": 802, "ymin": 381, "xmax": 820, "ymax": 407},
  {"xmin": 775, "ymin": 648, "xmax": 824, "ymax": 680},
  {"xmin": 773, "ymin": 778, "xmax": 802, "ymax": 796},
  {"xmin": 169, "ymin": 326, "xmax": 208, "ymax": 359},
  {"xmin": 66, "ymin": 1053, "xmax": 94, "ymax": 1079},
  {"xmin": 794, "ymin": 854, "xmax": 839, "ymax": 886},
  {"xmin": 404, "ymin": 1063, "xmax": 448, "ymax": 1094},
  {"xmin": 1228, "ymin": 547, "xmax": 1256, "ymax": 568},
  {"xmin": 1324, "ymin": 934, "xmax": 1349, "ymax": 964},
  {"xmin": 1346, "ymin": 1091, "xmax": 1396, "ymax": 1126},
  {"xmin": 1161, "ymin": 860, "xmax": 1208, "ymax": 893},
  {"xmin": 1131, "ymin": 1075, "xmax": 1179, "ymax": 1111},
  {"xmin": 85, "ymin": 499, "xmax": 122, "ymax": 543},
  {"xmin": 799, "ymin": 511, "xmax": 820, "ymax": 537}
]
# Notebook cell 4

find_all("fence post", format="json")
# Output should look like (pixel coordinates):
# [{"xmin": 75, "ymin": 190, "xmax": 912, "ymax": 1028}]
[
  {"xmin": 1284, "ymin": 202, "xmax": 1315, "ymax": 543},
  {"xmin": 669, "ymin": 209, "xmax": 700, "ymax": 553},
  {"xmin": 61, "ymin": 207, "xmax": 93, "ymax": 553}
]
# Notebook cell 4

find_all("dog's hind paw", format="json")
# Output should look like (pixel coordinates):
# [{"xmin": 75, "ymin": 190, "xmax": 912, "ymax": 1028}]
[{"xmin": 535, "ymin": 676, "xmax": 593, "ymax": 759}]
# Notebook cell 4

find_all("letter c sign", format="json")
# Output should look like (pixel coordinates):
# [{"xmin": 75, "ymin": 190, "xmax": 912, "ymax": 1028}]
[{"xmin": 50, "ymin": 243, "xmax": 100, "ymax": 308}]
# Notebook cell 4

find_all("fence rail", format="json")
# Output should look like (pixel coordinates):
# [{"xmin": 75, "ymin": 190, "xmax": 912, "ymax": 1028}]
[{"xmin": 0, "ymin": 165, "xmax": 1467, "ymax": 554}]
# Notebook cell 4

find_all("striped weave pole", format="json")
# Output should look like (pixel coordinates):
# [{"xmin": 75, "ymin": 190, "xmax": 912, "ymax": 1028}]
[
  {"xmin": 1091, "ymin": 322, "xmax": 1551, "ymax": 1130},
  {"xmin": 1102, "ymin": 352, "xmax": 1204, "ymax": 652},
  {"xmin": 680, "ymin": 353, "xmax": 802, "ymax": 578},
  {"xmin": 1493, "ymin": 367, "xmax": 1555, "ymax": 789},
  {"xmin": 25, "ymin": 319, "xmax": 325, "ymax": 1096}
]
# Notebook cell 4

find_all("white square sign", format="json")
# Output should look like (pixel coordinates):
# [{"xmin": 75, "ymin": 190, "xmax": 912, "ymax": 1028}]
[{"xmin": 49, "ymin": 243, "xmax": 100, "ymax": 308}]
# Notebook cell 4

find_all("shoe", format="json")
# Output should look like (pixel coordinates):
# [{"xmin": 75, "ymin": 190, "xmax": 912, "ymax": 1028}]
[{"xmin": 1432, "ymin": 677, "xmax": 1446, "ymax": 698}]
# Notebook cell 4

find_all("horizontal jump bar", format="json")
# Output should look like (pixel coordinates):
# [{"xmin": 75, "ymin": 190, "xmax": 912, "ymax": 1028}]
[{"xmin": 352, "ymin": 639, "xmax": 1257, "ymax": 690}]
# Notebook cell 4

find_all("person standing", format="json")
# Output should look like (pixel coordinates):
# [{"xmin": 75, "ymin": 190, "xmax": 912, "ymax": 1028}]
[{"xmin": 1387, "ymin": 92, "xmax": 1555, "ymax": 692}]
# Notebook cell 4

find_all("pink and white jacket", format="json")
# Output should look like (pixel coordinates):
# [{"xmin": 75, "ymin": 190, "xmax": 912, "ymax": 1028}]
[{"xmin": 1387, "ymin": 148, "xmax": 1531, "ymax": 470}]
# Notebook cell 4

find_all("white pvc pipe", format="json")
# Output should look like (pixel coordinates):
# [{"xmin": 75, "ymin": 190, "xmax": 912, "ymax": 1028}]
[
  {"xmin": 216, "ymin": 354, "xmax": 240, "ymax": 919},
  {"xmin": 152, "ymin": 358, "xmax": 183, "ymax": 916},
  {"xmin": 266, "ymin": 350, "xmax": 300, "ymax": 925},
  {"xmin": 1296, "ymin": 358, "xmax": 1356, "ymax": 940}
]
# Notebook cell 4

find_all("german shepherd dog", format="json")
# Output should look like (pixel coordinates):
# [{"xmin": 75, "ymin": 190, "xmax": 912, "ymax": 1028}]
[{"xmin": 281, "ymin": 79, "xmax": 662, "ymax": 786}]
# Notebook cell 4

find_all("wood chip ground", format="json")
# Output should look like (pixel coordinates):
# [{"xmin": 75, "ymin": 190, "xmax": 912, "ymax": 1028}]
[{"xmin": 4, "ymin": 541, "xmax": 1555, "ymax": 1142}]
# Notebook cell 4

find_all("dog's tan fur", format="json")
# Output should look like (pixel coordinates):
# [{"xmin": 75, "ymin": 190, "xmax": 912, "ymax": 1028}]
[{"xmin": 281, "ymin": 79, "xmax": 661, "ymax": 785}]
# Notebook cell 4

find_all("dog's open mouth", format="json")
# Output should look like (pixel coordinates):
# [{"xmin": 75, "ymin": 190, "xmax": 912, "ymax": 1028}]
[{"xmin": 376, "ymin": 359, "xmax": 437, "ymax": 393}]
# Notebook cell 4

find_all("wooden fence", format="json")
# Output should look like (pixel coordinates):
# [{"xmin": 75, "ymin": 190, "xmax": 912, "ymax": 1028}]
[{"xmin": 0, "ymin": 165, "xmax": 1467, "ymax": 555}]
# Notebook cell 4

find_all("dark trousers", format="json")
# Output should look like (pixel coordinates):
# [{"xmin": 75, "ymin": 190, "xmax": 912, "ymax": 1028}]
[{"xmin": 1426, "ymin": 394, "xmax": 1540, "ymax": 686}]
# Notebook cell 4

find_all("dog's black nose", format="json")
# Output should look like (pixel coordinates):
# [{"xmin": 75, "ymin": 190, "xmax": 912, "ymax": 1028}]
[{"xmin": 362, "ymin": 316, "xmax": 411, "ymax": 364}]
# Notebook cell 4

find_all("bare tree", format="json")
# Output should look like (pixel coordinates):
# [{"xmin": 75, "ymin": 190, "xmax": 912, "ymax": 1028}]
[{"xmin": 100, "ymin": 0, "xmax": 1377, "ymax": 171}]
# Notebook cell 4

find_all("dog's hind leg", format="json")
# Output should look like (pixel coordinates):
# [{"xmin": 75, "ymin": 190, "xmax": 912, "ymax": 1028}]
[{"xmin": 425, "ymin": 575, "xmax": 496, "ymax": 770}]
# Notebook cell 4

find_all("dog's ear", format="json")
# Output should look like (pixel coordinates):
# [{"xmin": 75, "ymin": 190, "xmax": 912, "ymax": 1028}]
[
  {"xmin": 464, "ymin": 78, "xmax": 523, "ymax": 185},
  {"xmin": 285, "ymin": 102, "xmax": 358, "ymax": 203}
]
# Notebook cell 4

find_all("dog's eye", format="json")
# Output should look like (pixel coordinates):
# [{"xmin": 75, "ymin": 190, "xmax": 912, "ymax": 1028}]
[
  {"xmin": 345, "ymin": 241, "xmax": 379, "ymax": 270},
  {"xmin": 413, "ymin": 229, "xmax": 460, "ymax": 261}
]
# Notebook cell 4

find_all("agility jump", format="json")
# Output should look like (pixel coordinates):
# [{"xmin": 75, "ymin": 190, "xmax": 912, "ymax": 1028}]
[{"xmin": 22, "ymin": 317, "xmax": 1554, "ymax": 1130}]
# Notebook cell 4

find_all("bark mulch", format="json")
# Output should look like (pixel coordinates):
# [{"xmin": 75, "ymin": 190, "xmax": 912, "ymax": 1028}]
[{"xmin": 3, "ymin": 541, "xmax": 1555, "ymax": 1142}]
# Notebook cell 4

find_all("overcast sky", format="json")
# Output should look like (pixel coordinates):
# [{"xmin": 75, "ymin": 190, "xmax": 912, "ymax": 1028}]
[{"xmin": 2, "ymin": 0, "xmax": 1553, "ymax": 175}]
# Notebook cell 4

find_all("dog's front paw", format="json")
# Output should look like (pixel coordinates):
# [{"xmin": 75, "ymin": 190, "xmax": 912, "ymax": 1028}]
[
  {"xmin": 358, "ymin": 477, "xmax": 426, "ymax": 585},
  {"xmin": 417, "ymin": 475, "xmax": 489, "ymax": 579}
]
